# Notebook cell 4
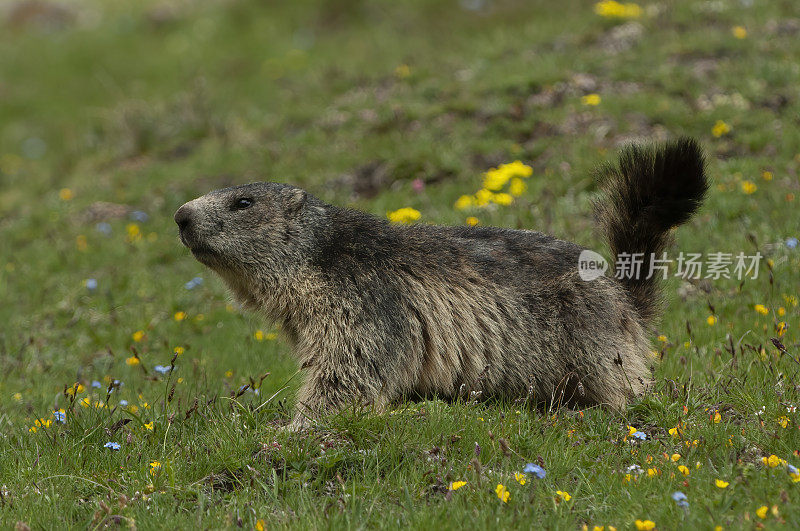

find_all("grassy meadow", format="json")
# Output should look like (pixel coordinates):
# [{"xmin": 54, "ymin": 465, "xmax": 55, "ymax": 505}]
[{"xmin": 1, "ymin": 0, "xmax": 800, "ymax": 528}]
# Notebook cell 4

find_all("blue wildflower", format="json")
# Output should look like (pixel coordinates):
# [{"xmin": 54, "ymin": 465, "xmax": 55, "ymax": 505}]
[
  {"xmin": 104, "ymin": 441, "xmax": 121, "ymax": 451},
  {"xmin": 672, "ymin": 491, "xmax": 689, "ymax": 508},
  {"xmin": 153, "ymin": 365, "xmax": 171, "ymax": 374},
  {"xmin": 119, "ymin": 400, "xmax": 128, "ymax": 406},
  {"xmin": 53, "ymin": 410, "xmax": 66, "ymax": 424},
  {"xmin": 523, "ymin": 463, "xmax": 546, "ymax": 479},
  {"xmin": 131, "ymin": 210, "xmax": 149, "ymax": 222},
  {"xmin": 91, "ymin": 380, "xmax": 102, "ymax": 388},
  {"xmin": 787, "ymin": 237, "xmax": 798, "ymax": 250},
  {"xmin": 85, "ymin": 278, "xmax": 98, "ymax": 291},
  {"xmin": 788, "ymin": 464, "xmax": 799, "ymax": 475},
  {"xmin": 626, "ymin": 464, "xmax": 643, "ymax": 474},
  {"xmin": 184, "ymin": 276, "xmax": 204, "ymax": 290},
  {"xmin": 632, "ymin": 431, "xmax": 647, "ymax": 441},
  {"xmin": 95, "ymin": 222, "xmax": 112, "ymax": 235}
]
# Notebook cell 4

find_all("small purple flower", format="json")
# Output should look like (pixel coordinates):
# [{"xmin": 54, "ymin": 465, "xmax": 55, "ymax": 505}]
[
  {"xmin": 632, "ymin": 431, "xmax": 647, "ymax": 441},
  {"xmin": 523, "ymin": 463, "xmax": 546, "ymax": 479},
  {"xmin": 411, "ymin": 178, "xmax": 425, "ymax": 193},
  {"xmin": 104, "ymin": 441, "xmax": 121, "ymax": 451},
  {"xmin": 153, "ymin": 365, "xmax": 171, "ymax": 374},
  {"xmin": 95, "ymin": 222, "xmax": 112, "ymax": 235},
  {"xmin": 130, "ymin": 210, "xmax": 149, "ymax": 222},
  {"xmin": 787, "ymin": 237, "xmax": 798, "ymax": 250},
  {"xmin": 672, "ymin": 491, "xmax": 689, "ymax": 508},
  {"xmin": 85, "ymin": 278, "xmax": 98, "ymax": 291},
  {"xmin": 788, "ymin": 464, "xmax": 799, "ymax": 475}
]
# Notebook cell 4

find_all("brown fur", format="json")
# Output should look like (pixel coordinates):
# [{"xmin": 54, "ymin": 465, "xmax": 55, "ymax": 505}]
[{"xmin": 174, "ymin": 138, "xmax": 706, "ymax": 428}]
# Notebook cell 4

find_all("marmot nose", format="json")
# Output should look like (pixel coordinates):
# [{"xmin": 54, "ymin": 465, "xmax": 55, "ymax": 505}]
[{"xmin": 174, "ymin": 204, "xmax": 194, "ymax": 232}]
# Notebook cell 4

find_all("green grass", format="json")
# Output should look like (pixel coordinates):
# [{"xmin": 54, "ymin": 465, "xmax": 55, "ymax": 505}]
[{"xmin": 1, "ymin": 0, "xmax": 799, "ymax": 528}]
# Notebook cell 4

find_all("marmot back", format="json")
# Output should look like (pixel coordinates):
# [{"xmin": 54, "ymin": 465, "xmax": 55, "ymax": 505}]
[{"xmin": 175, "ymin": 138, "xmax": 707, "ymax": 428}]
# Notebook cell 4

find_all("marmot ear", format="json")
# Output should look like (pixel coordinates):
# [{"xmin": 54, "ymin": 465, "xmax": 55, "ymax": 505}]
[{"xmin": 286, "ymin": 188, "xmax": 307, "ymax": 217}]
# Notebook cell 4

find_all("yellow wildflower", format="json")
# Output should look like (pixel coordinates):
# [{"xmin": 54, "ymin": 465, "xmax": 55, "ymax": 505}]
[
  {"xmin": 762, "ymin": 170, "xmax": 773, "ymax": 181},
  {"xmin": 132, "ymin": 330, "xmax": 145, "ymax": 342},
  {"xmin": 173, "ymin": 346, "xmax": 185, "ymax": 355},
  {"xmin": 762, "ymin": 455, "xmax": 785, "ymax": 468},
  {"xmin": 472, "ymin": 188, "xmax": 493, "ymax": 207},
  {"xmin": 455, "ymin": 195, "xmax": 474, "ymax": 210},
  {"xmin": 713, "ymin": 411, "xmax": 721, "ymax": 423},
  {"xmin": 387, "ymin": 207, "xmax": 421, "ymax": 224},
  {"xmin": 646, "ymin": 468, "xmax": 659, "ymax": 477},
  {"xmin": 756, "ymin": 505, "xmax": 768, "ymax": 519},
  {"xmin": 634, "ymin": 520, "xmax": 655, "ymax": 531},
  {"xmin": 394, "ymin": 64, "xmax": 411, "ymax": 79},
  {"xmin": 59, "ymin": 188, "xmax": 73, "ymax": 201},
  {"xmin": 225, "ymin": 370, "xmax": 233, "ymax": 378},
  {"xmin": 715, "ymin": 479, "xmax": 729, "ymax": 488},
  {"xmin": 778, "ymin": 307, "xmax": 786, "ymax": 316},
  {"xmin": 483, "ymin": 168, "xmax": 511, "ymax": 191},
  {"xmin": 777, "ymin": 322, "xmax": 787, "ymax": 337},
  {"xmin": 498, "ymin": 160, "xmax": 532, "ymax": 178},
  {"xmin": 255, "ymin": 520, "xmax": 266, "ymax": 531},
  {"xmin": 76, "ymin": 235, "xmax": 88, "ymax": 251},
  {"xmin": 126, "ymin": 356, "xmax": 140, "ymax": 366},
  {"xmin": 707, "ymin": 315, "xmax": 717, "ymax": 325},
  {"xmin": 741, "ymin": 180, "xmax": 757, "ymax": 194},
  {"xmin": 555, "ymin": 490, "xmax": 571, "ymax": 502},
  {"xmin": 254, "ymin": 330, "xmax": 264, "ymax": 341},
  {"xmin": 732, "ymin": 26, "xmax": 747, "ymax": 39},
  {"xmin": 711, "ymin": 120, "xmax": 731, "ymax": 138},
  {"xmin": 128, "ymin": 405, "xmax": 139, "ymax": 414},
  {"xmin": 174, "ymin": 311, "xmax": 186, "ymax": 322},
  {"xmin": 677, "ymin": 465, "xmax": 690, "ymax": 476},
  {"xmin": 509, "ymin": 177, "xmax": 527, "ymax": 196},
  {"xmin": 495, "ymin": 483, "xmax": 510, "ymax": 503},
  {"xmin": 13, "ymin": 392, "xmax": 22, "ymax": 401},
  {"xmin": 149, "ymin": 461, "xmax": 161, "ymax": 476},
  {"xmin": 657, "ymin": 335, "xmax": 667, "ymax": 342},
  {"xmin": 126, "ymin": 223, "xmax": 141, "ymax": 243},
  {"xmin": 778, "ymin": 416, "xmax": 789, "ymax": 428},
  {"xmin": 514, "ymin": 472, "xmax": 527, "ymax": 485},
  {"xmin": 144, "ymin": 422, "xmax": 154, "ymax": 431},
  {"xmin": 581, "ymin": 94, "xmax": 601, "ymax": 106},
  {"xmin": 466, "ymin": 216, "xmax": 479, "ymax": 226},
  {"xmin": 671, "ymin": 453, "xmax": 681, "ymax": 462},
  {"xmin": 492, "ymin": 193, "xmax": 513, "ymax": 206},
  {"xmin": 754, "ymin": 304, "xmax": 769, "ymax": 315},
  {"xmin": 450, "ymin": 481, "xmax": 467, "ymax": 491},
  {"xmin": 594, "ymin": 1, "xmax": 642, "ymax": 19}
]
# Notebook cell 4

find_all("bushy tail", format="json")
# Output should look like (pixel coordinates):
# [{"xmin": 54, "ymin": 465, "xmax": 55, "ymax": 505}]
[{"xmin": 595, "ymin": 137, "xmax": 708, "ymax": 324}]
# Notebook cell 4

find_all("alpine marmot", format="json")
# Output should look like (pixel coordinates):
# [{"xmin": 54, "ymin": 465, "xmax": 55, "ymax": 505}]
[{"xmin": 175, "ymin": 138, "xmax": 708, "ymax": 428}]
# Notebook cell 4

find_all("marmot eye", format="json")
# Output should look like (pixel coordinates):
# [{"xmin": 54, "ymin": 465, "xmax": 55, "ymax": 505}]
[{"xmin": 232, "ymin": 198, "xmax": 253, "ymax": 210}]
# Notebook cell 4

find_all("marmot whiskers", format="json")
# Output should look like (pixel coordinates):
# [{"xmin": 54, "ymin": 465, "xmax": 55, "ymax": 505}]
[{"xmin": 175, "ymin": 138, "xmax": 707, "ymax": 428}]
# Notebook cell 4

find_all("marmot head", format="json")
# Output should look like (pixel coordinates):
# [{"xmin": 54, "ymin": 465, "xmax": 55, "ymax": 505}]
[{"xmin": 174, "ymin": 182, "xmax": 316, "ymax": 300}]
